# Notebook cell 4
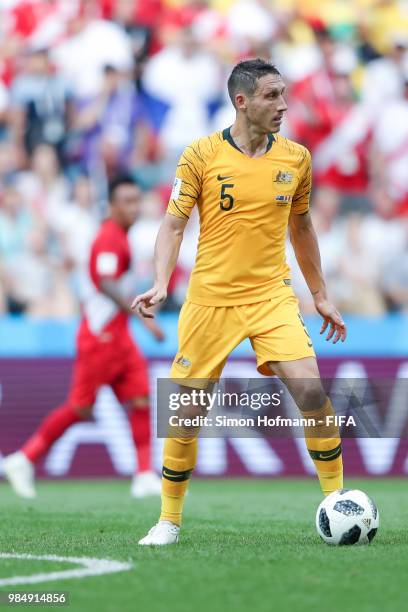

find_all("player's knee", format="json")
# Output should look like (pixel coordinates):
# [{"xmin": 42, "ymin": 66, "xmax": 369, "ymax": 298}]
[
  {"xmin": 295, "ymin": 383, "xmax": 327, "ymax": 413},
  {"xmin": 73, "ymin": 405, "xmax": 93, "ymax": 419}
]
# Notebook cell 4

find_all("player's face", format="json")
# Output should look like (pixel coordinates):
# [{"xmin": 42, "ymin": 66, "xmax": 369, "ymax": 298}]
[
  {"xmin": 244, "ymin": 75, "xmax": 288, "ymax": 134},
  {"xmin": 110, "ymin": 184, "xmax": 141, "ymax": 229}
]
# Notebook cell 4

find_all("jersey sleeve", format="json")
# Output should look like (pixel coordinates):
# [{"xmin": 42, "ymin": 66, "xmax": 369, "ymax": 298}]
[
  {"xmin": 292, "ymin": 148, "xmax": 312, "ymax": 215},
  {"xmin": 167, "ymin": 141, "xmax": 206, "ymax": 219},
  {"xmin": 90, "ymin": 235, "xmax": 128, "ymax": 288}
]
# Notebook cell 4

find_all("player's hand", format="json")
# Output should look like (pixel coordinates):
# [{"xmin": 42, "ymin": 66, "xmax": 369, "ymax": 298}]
[
  {"xmin": 314, "ymin": 299, "xmax": 347, "ymax": 344},
  {"xmin": 131, "ymin": 284, "xmax": 167, "ymax": 318}
]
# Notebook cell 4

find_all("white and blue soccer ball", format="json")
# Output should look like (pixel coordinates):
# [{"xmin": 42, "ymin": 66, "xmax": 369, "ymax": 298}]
[{"xmin": 316, "ymin": 489, "xmax": 379, "ymax": 546}]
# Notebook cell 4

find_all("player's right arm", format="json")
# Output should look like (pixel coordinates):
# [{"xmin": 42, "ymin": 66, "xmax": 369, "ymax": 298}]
[
  {"xmin": 132, "ymin": 214, "xmax": 188, "ymax": 318},
  {"xmin": 132, "ymin": 139, "xmax": 205, "ymax": 317}
]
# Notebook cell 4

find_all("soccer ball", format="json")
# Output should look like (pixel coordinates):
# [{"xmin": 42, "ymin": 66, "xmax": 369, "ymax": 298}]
[{"xmin": 316, "ymin": 489, "xmax": 379, "ymax": 545}]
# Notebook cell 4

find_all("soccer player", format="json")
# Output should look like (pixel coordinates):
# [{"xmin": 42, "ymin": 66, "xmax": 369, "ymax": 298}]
[
  {"xmin": 133, "ymin": 59, "xmax": 347, "ymax": 545},
  {"xmin": 3, "ymin": 175, "xmax": 163, "ymax": 499}
]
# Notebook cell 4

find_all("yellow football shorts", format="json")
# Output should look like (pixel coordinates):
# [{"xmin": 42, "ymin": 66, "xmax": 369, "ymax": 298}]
[{"xmin": 170, "ymin": 286, "xmax": 315, "ymax": 385}]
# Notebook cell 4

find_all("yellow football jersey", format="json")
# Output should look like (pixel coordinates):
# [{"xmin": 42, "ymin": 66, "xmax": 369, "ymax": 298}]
[{"xmin": 167, "ymin": 127, "xmax": 312, "ymax": 306}]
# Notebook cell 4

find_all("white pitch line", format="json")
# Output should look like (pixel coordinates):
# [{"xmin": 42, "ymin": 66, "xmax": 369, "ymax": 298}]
[{"xmin": 0, "ymin": 553, "xmax": 132, "ymax": 586}]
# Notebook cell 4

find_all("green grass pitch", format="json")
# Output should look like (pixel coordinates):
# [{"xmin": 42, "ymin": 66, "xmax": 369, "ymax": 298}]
[{"xmin": 0, "ymin": 478, "xmax": 406, "ymax": 612}]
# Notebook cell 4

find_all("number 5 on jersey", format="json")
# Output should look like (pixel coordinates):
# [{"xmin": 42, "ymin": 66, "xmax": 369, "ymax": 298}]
[{"xmin": 220, "ymin": 183, "xmax": 234, "ymax": 211}]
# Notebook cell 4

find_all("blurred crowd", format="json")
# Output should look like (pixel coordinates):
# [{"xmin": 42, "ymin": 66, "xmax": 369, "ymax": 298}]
[{"xmin": 1, "ymin": 0, "xmax": 408, "ymax": 318}]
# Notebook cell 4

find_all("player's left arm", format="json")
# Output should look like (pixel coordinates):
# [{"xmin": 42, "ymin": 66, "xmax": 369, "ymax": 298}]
[{"xmin": 289, "ymin": 211, "xmax": 347, "ymax": 344}]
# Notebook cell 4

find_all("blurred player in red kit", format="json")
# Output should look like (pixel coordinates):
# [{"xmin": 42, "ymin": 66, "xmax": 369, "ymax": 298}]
[{"xmin": 3, "ymin": 175, "xmax": 163, "ymax": 499}]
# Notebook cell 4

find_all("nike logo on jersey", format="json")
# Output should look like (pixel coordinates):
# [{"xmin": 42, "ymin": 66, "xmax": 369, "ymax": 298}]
[{"xmin": 217, "ymin": 174, "xmax": 233, "ymax": 181}]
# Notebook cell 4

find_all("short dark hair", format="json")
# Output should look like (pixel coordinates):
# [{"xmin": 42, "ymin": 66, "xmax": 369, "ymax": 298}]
[
  {"xmin": 108, "ymin": 174, "xmax": 138, "ymax": 201},
  {"xmin": 227, "ymin": 59, "xmax": 281, "ymax": 108}
]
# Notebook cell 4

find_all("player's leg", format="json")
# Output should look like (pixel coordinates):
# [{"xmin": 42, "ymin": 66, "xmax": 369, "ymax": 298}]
[
  {"xmin": 3, "ymin": 404, "xmax": 92, "ymax": 499},
  {"xmin": 159, "ymin": 384, "xmax": 206, "ymax": 525},
  {"xmin": 3, "ymin": 349, "xmax": 98, "ymax": 498},
  {"xmin": 112, "ymin": 343, "xmax": 161, "ymax": 497},
  {"xmin": 21, "ymin": 404, "xmax": 93, "ymax": 464},
  {"xmin": 139, "ymin": 302, "xmax": 246, "ymax": 545},
  {"xmin": 129, "ymin": 396, "xmax": 152, "ymax": 474},
  {"xmin": 139, "ymin": 385, "xmax": 211, "ymax": 545},
  {"xmin": 267, "ymin": 357, "xmax": 343, "ymax": 496},
  {"xmin": 129, "ymin": 395, "xmax": 162, "ymax": 498},
  {"xmin": 250, "ymin": 291, "xmax": 343, "ymax": 496}
]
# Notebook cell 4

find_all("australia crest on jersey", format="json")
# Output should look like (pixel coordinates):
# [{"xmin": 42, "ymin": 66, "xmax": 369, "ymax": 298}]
[
  {"xmin": 274, "ymin": 170, "xmax": 293, "ymax": 184},
  {"xmin": 175, "ymin": 354, "xmax": 192, "ymax": 369}
]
